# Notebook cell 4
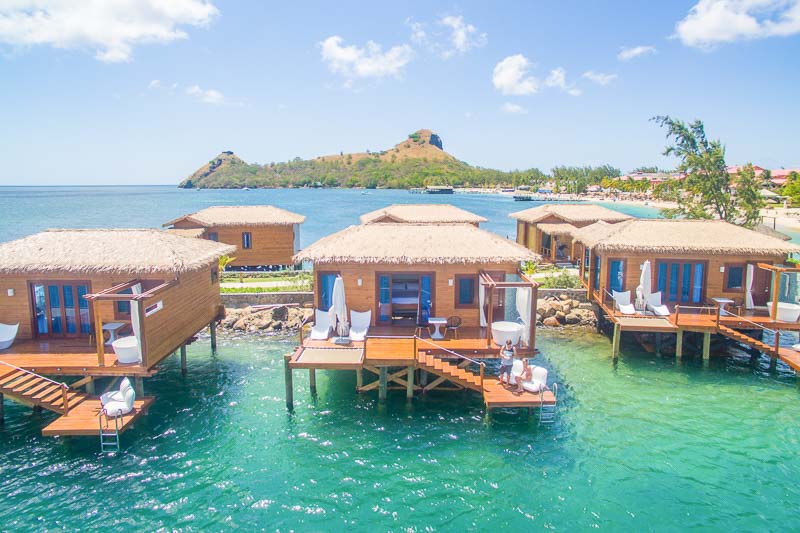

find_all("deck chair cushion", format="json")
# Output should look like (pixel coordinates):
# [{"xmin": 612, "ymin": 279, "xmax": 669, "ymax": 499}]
[
  {"xmin": 349, "ymin": 310, "xmax": 371, "ymax": 341},
  {"xmin": 508, "ymin": 359, "xmax": 525, "ymax": 385},
  {"xmin": 646, "ymin": 292, "xmax": 670, "ymax": 316},
  {"xmin": 522, "ymin": 366, "xmax": 548, "ymax": 393},
  {"xmin": 612, "ymin": 290, "xmax": 636, "ymax": 315},
  {"xmin": 309, "ymin": 309, "xmax": 332, "ymax": 340}
]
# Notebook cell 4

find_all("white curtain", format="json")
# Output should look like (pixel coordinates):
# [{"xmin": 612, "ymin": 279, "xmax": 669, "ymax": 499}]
[
  {"xmin": 745, "ymin": 264, "xmax": 755, "ymax": 309},
  {"xmin": 515, "ymin": 287, "xmax": 532, "ymax": 345},
  {"xmin": 131, "ymin": 283, "xmax": 143, "ymax": 362},
  {"xmin": 479, "ymin": 282, "xmax": 487, "ymax": 327}
]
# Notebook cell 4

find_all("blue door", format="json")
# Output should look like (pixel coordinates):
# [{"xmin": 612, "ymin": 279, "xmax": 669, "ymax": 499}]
[
  {"xmin": 609, "ymin": 260, "xmax": 625, "ymax": 293},
  {"xmin": 658, "ymin": 262, "xmax": 705, "ymax": 303},
  {"xmin": 419, "ymin": 275, "xmax": 432, "ymax": 322},
  {"xmin": 318, "ymin": 273, "xmax": 337, "ymax": 311}
]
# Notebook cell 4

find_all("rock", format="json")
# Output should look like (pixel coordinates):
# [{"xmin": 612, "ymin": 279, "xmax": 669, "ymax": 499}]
[
  {"xmin": 578, "ymin": 302, "xmax": 594, "ymax": 310},
  {"xmin": 564, "ymin": 312, "xmax": 581, "ymax": 325},
  {"xmin": 233, "ymin": 317, "xmax": 248, "ymax": 331},
  {"xmin": 544, "ymin": 305, "xmax": 558, "ymax": 318},
  {"xmin": 571, "ymin": 299, "xmax": 582, "ymax": 309},
  {"xmin": 543, "ymin": 316, "xmax": 561, "ymax": 327},
  {"xmin": 559, "ymin": 294, "xmax": 570, "ymax": 301},
  {"xmin": 562, "ymin": 304, "xmax": 572, "ymax": 315},
  {"xmin": 272, "ymin": 305, "xmax": 289, "ymax": 321},
  {"xmin": 555, "ymin": 311, "xmax": 566, "ymax": 323},
  {"xmin": 536, "ymin": 313, "xmax": 543, "ymax": 324}
]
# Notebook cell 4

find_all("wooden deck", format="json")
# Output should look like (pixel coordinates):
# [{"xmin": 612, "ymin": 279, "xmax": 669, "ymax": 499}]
[
  {"xmin": 42, "ymin": 397, "xmax": 154, "ymax": 436},
  {"xmin": 0, "ymin": 339, "xmax": 154, "ymax": 376},
  {"xmin": 483, "ymin": 378, "xmax": 556, "ymax": 409}
]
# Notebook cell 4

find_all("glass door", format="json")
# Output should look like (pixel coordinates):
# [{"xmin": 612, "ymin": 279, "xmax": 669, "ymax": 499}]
[
  {"xmin": 30, "ymin": 282, "xmax": 91, "ymax": 337},
  {"xmin": 656, "ymin": 262, "xmax": 706, "ymax": 304}
]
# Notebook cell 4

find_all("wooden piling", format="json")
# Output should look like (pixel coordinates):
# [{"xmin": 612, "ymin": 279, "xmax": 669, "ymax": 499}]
[
  {"xmin": 284, "ymin": 354, "xmax": 294, "ymax": 411},
  {"xmin": 406, "ymin": 365, "xmax": 414, "ymax": 399},
  {"xmin": 702, "ymin": 332, "xmax": 711, "ymax": 364},
  {"xmin": 655, "ymin": 333, "xmax": 662, "ymax": 356},
  {"xmin": 356, "ymin": 368, "xmax": 363, "ymax": 391},
  {"xmin": 309, "ymin": 369, "xmax": 317, "ymax": 396},
  {"xmin": 675, "ymin": 329, "xmax": 683, "ymax": 359},
  {"xmin": 379, "ymin": 367, "xmax": 388, "ymax": 402},
  {"xmin": 611, "ymin": 323, "xmax": 621, "ymax": 360},
  {"xmin": 85, "ymin": 379, "xmax": 95, "ymax": 395},
  {"xmin": 134, "ymin": 377, "xmax": 144, "ymax": 398},
  {"xmin": 180, "ymin": 345, "xmax": 187, "ymax": 375},
  {"xmin": 209, "ymin": 320, "xmax": 217, "ymax": 352},
  {"xmin": 0, "ymin": 393, "xmax": 4, "ymax": 424},
  {"xmin": 420, "ymin": 369, "xmax": 428, "ymax": 386}
]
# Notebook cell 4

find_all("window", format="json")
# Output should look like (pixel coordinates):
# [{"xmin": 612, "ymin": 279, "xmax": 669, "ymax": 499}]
[
  {"xmin": 725, "ymin": 264, "xmax": 745, "ymax": 291},
  {"xmin": 242, "ymin": 232, "xmax": 252, "ymax": 249},
  {"xmin": 657, "ymin": 261, "xmax": 706, "ymax": 303},
  {"xmin": 593, "ymin": 255, "xmax": 601, "ymax": 291},
  {"xmin": 582, "ymin": 248, "xmax": 590, "ymax": 283},
  {"xmin": 455, "ymin": 275, "xmax": 477, "ymax": 307},
  {"xmin": 609, "ymin": 259, "xmax": 625, "ymax": 293},
  {"xmin": 114, "ymin": 280, "xmax": 163, "ymax": 319},
  {"xmin": 208, "ymin": 232, "xmax": 218, "ymax": 242}
]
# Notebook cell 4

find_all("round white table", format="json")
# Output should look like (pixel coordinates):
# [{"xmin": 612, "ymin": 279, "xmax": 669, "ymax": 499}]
[{"xmin": 428, "ymin": 317, "xmax": 447, "ymax": 340}]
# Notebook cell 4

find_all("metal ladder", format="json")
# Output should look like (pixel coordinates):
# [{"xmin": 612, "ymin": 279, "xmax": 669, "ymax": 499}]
[
  {"xmin": 98, "ymin": 411, "xmax": 121, "ymax": 452},
  {"xmin": 538, "ymin": 383, "xmax": 558, "ymax": 425}
]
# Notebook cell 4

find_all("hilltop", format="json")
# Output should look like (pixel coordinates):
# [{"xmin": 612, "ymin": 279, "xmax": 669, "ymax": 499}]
[{"xmin": 178, "ymin": 130, "xmax": 542, "ymax": 189}]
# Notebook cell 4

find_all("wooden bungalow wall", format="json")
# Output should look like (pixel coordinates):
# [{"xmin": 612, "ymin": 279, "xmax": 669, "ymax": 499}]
[
  {"xmin": 171, "ymin": 220, "xmax": 297, "ymax": 267},
  {"xmin": 314, "ymin": 262, "xmax": 520, "ymax": 328}
]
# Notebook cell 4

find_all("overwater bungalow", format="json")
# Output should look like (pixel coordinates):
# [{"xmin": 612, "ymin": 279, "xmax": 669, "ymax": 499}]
[
  {"xmin": 0, "ymin": 229, "xmax": 234, "ymax": 442},
  {"xmin": 359, "ymin": 203, "xmax": 486, "ymax": 226},
  {"xmin": 286, "ymin": 222, "xmax": 557, "ymax": 415},
  {"xmin": 163, "ymin": 205, "xmax": 305, "ymax": 269},
  {"xmin": 571, "ymin": 219, "xmax": 800, "ymax": 370},
  {"xmin": 510, "ymin": 204, "xmax": 632, "ymax": 264}
]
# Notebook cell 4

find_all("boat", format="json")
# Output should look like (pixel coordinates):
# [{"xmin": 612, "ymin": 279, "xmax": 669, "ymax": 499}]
[
  {"xmin": 514, "ymin": 194, "xmax": 534, "ymax": 201},
  {"xmin": 425, "ymin": 186, "xmax": 454, "ymax": 195}
]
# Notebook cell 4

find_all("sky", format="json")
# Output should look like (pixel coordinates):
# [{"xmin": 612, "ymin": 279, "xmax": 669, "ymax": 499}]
[{"xmin": 1, "ymin": 0, "xmax": 800, "ymax": 185}]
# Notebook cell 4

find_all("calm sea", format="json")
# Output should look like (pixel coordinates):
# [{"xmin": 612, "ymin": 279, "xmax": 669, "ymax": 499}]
[{"xmin": 1, "ymin": 187, "xmax": 799, "ymax": 530}]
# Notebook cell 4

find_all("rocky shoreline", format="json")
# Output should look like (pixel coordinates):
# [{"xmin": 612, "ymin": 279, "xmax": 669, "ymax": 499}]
[{"xmin": 217, "ymin": 297, "xmax": 597, "ymax": 335}]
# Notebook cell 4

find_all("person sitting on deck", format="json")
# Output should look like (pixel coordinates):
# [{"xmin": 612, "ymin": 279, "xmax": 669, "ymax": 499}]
[
  {"xmin": 498, "ymin": 339, "xmax": 517, "ymax": 386},
  {"xmin": 515, "ymin": 359, "xmax": 533, "ymax": 394}
]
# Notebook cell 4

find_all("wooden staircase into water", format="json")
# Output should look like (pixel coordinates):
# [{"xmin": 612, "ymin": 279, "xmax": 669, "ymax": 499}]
[
  {"xmin": 0, "ymin": 361, "xmax": 86, "ymax": 415},
  {"xmin": 717, "ymin": 325, "xmax": 777, "ymax": 357},
  {"xmin": 416, "ymin": 352, "xmax": 483, "ymax": 392}
]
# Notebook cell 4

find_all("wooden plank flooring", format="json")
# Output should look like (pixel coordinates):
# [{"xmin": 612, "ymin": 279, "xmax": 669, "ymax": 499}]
[
  {"xmin": 482, "ymin": 378, "xmax": 556, "ymax": 409},
  {"xmin": 1, "ymin": 339, "xmax": 154, "ymax": 376},
  {"xmin": 42, "ymin": 397, "xmax": 155, "ymax": 436}
]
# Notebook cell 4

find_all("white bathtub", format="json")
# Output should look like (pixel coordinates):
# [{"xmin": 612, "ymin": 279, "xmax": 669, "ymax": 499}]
[
  {"xmin": 491, "ymin": 321, "xmax": 523, "ymax": 346},
  {"xmin": 766, "ymin": 301, "xmax": 800, "ymax": 322},
  {"xmin": 112, "ymin": 336, "xmax": 141, "ymax": 364}
]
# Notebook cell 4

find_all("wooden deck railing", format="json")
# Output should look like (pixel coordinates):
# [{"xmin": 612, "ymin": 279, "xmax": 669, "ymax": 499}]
[
  {"xmin": 0, "ymin": 360, "xmax": 71, "ymax": 414},
  {"xmin": 416, "ymin": 336, "xmax": 487, "ymax": 389}
]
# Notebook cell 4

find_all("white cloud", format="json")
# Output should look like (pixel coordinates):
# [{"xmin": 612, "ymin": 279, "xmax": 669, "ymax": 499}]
[
  {"xmin": 0, "ymin": 0, "xmax": 218, "ymax": 63},
  {"xmin": 492, "ymin": 54, "xmax": 538, "ymax": 95},
  {"xmin": 544, "ymin": 67, "xmax": 581, "ymax": 96},
  {"xmin": 675, "ymin": 0, "xmax": 800, "ymax": 48},
  {"xmin": 582, "ymin": 70, "xmax": 618, "ymax": 86},
  {"xmin": 186, "ymin": 84, "xmax": 225, "ymax": 105},
  {"xmin": 439, "ymin": 15, "xmax": 487, "ymax": 58},
  {"xmin": 406, "ymin": 18, "xmax": 427, "ymax": 44},
  {"xmin": 617, "ymin": 45, "xmax": 657, "ymax": 61},
  {"xmin": 501, "ymin": 102, "xmax": 527, "ymax": 114},
  {"xmin": 148, "ymin": 79, "xmax": 162, "ymax": 89},
  {"xmin": 320, "ymin": 35, "xmax": 413, "ymax": 81}
]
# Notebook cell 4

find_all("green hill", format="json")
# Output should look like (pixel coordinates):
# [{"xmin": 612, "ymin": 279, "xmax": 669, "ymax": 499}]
[{"xmin": 178, "ymin": 130, "xmax": 546, "ymax": 189}]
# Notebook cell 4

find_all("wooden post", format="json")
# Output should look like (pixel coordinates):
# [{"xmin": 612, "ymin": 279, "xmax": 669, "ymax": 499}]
[
  {"xmin": 406, "ymin": 365, "xmax": 414, "ymax": 399},
  {"xmin": 284, "ymin": 354, "xmax": 294, "ymax": 411},
  {"xmin": 209, "ymin": 320, "xmax": 217, "ymax": 352},
  {"xmin": 702, "ymin": 332, "xmax": 711, "ymax": 364},
  {"xmin": 420, "ymin": 369, "xmax": 428, "ymax": 386},
  {"xmin": 530, "ymin": 283, "xmax": 537, "ymax": 350},
  {"xmin": 771, "ymin": 272, "xmax": 780, "ymax": 321},
  {"xmin": 612, "ymin": 323, "xmax": 621, "ymax": 360},
  {"xmin": 134, "ymin": 377, "xmax": 144, "ymax": 398},
  {"xmin": 0, "ymin": 393, "xmax": 4, "ymax": 424},
  {"xmin": 486, "ymin": 284, "xmax": 494, "ymax": 347},
  {"xmin": 655, "ymin": 332, "xmax": 662, "ymax": 356},
  {"xmin": 675, "ymin": 329, "xmax": 683, "ymax": 359},
  {"xmin": 85, "ymin": 379, "xmax": 95, "ymax": 395},
  {"xmin": 356, "ymin": 368, "xmax": 363, "ymax": 391},
  {"xmin": 309, "ymin": 369, "xmax": 317, "ymax": 396},
  {"xmin": 93, "ymin": 300, "xmax": 105, "ymax": 367},
  {"xmin": 180, "ymin": 345, "xmax": 187, "ymax": 375},
  {"xmin": 379, "ymin": 367, "xmax": 388, "ymax": 402}
]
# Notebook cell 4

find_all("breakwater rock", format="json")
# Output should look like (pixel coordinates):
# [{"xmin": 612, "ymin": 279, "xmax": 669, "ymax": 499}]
[
  {"xmin": 220, "ymin": 305, "xmax": 313, "ymax": 333},
  {"xmin": 536, "ymin": 294, "xmax": 597, "ymax": 328}
]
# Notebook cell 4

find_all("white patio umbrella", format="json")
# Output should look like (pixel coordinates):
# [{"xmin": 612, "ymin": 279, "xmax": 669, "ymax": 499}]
[
  {"xmin": 638, "ymin": 260, "xmax": 652, "ymax": 308},
  {"xmin": 331, "ymin": 275, "xmax": 349, "ymax": 337}
]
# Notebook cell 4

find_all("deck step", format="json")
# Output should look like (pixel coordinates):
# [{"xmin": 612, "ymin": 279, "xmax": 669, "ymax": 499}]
[
  {"xmin": 416, "ymin": 352, "xmax": 483, "ymax": 392},
  {"xmin": 718, "ymin": 325, "xmax": 776, "ymax": 356},
  {"xmin": 0, "ymin": 362, "xmax": 86, "ymax": 415}
]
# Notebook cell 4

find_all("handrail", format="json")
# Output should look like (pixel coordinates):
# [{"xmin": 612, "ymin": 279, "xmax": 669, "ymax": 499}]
[
  {"xmin": 0, "ymin": 360, "xmax": 68, "ymax": 389},
  {"xmin": 717, "ymin": 310, "xmax": 776, "ymax": 334},
  {"xmin": 415, "ymin": 336, "xmax": 486, "ymax": 367}
]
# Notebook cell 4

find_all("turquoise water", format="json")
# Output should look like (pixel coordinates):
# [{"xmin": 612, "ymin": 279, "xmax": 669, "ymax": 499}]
[
  {"xmin": 1, "ymin": 331, "xmax": 799, "ymax": 530},
  {"xmin": 2, "ymin": 187, "xmax": 800, "ymax": 529},
  {"xmin": 0, "ymin": 186, "xmax": 661, "ymax": 245}
]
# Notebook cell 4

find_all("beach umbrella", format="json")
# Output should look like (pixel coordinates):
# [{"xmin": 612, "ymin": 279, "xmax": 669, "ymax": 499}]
[
  {"xmin": 638, "ymin": 260, "xmax": 652, "ymax": 308},
  {"xmin": 331, "ymin": 275, "xmax": 349, "ymax": 337}
]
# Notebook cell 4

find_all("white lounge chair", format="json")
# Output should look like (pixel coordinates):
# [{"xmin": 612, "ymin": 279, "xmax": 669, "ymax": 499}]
[
  {"xmin": 0, "ymin": 323, "xmax": 18, "ymax": 350},
  {"xmin": 509, "ymin": 359, "xmax": 524, "ymax": 386},
  {"xmin": 349, "ymin": 310, "xmax": 371, "ymax": 342},
  {"xmin": 612, "ymin": 290, "xmax": 636, "ymax": 315},
  {"xmin": 646, "ymin": 292, "xmax": 670, "ymax": 317},
  {"xmin": 100, "ymin": 377, "xmax": 135, "ymax": 418},
  {"xmin": 309, "ymin": 309, "xmax": 332, "ymax": 340},
  {"xmin": 521, "ymin": 366, "xmax": 548, "ymax": 393}
]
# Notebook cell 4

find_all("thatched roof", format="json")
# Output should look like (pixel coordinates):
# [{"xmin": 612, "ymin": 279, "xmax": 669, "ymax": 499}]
[
  {"xmin": 294, "ymin": 223, "xmax": 539, "ymax": 265},
  {"xmin": 0, "ymin": 229, "xmax": 236, "ymax": 275},
  {"xmin": 572, "ymin": 219, "xmax": 800, "ymax": 255},
  {"xmin": 537, "ymin": 222, "xmax": 578, "ymax": 237},
  {"xmin": 510, "ymin": 203, "xmax": 632, "ymax": 224},
  {"xmin": 359, "ymin": 204, "xmax": 487, "ymax": 225},
  {"xmin": 165, "ymin": 227, "xmax": 207, "ymax": 238},
  {"xmin": 164, "ymin": 205, "xmax": 305, "ymax": 227},
  {"xmin": 752, "ymin": 224, "xmax": 792, "ymax": 241}
]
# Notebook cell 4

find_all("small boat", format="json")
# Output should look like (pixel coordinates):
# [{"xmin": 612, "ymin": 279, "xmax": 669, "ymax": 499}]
[
  {"xmin": 514, "ymin": 194, "xmax": 534, "ymax": 201},
  {"xmin": 242, "ymin": 187, "xmax": 250, "ymax": 191},
  {"xmin": 425, "ymin": 186, "xmax": 454, "ymax": 195}
]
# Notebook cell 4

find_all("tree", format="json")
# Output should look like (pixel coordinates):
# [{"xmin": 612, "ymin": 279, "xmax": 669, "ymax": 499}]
[
  {"xmin": 652, "ymin": 116, "xmax": 734, "ymax": 221},
  {"xmin": 735, "ymin": 163, "xmax": 765, "ymax": 228},
  {"xmin": 780, "ymin": 172, "xmax": 800, "ymax": 205}
]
